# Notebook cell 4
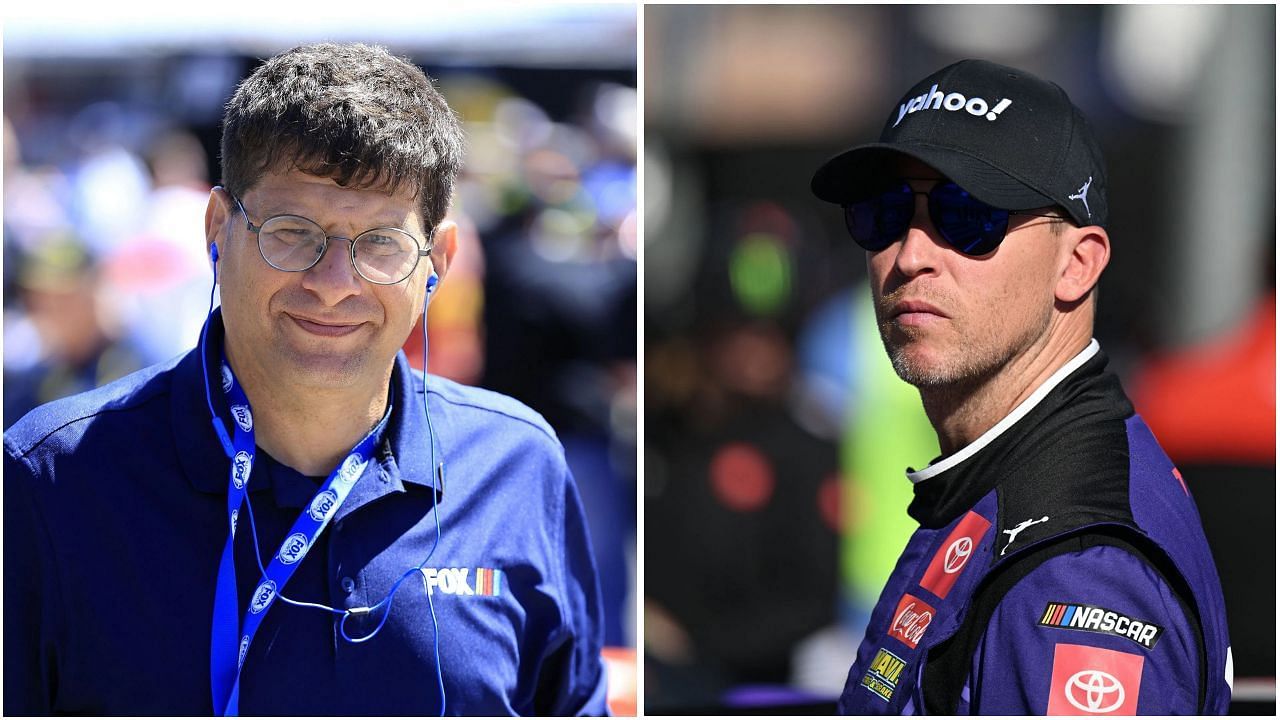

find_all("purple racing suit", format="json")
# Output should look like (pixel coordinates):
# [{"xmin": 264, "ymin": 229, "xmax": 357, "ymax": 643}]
[{"xmin": 839, "ymin": 340, "xmax": 1232, "ymax": 715}]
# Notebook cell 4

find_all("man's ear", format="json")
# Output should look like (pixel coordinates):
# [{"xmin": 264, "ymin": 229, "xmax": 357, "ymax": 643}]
[
  {"xmin": 428, "ymin": 220, "xmax": 459, "ymax": 282},
  {"xmin": 205, "ymin": 187, "xmax": 234, "ymax": 268},
  {"xmin": 1056, "ymin": 225, "xmax": 1110, "ymax": 304}
]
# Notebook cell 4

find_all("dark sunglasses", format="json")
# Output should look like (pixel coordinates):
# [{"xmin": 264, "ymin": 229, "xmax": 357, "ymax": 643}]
[{"xmin": 842, "ymin": 180, "xmax": 1064, "ymax": 256}]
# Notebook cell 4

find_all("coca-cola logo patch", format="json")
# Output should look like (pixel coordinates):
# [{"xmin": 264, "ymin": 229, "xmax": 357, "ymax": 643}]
[{"xmin": 888, "ymin": 593, "xmax": 936, "ymax": 649}]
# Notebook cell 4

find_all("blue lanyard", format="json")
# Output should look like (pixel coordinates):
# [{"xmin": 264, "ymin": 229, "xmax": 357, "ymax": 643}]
[{"xmin": 209, "ymin": 353, "xmax": 388, "ymax": 716}]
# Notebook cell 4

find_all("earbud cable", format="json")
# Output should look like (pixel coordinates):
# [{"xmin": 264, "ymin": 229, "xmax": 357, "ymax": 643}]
[{"xmin": 201, "ymin": 257, "xmax": 446, "ymax": 716}]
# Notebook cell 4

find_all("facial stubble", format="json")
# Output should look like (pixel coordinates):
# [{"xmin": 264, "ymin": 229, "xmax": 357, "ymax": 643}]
[{"xmin": 874, "ymin": 285, "xmax": 1054, "ymax": 396}]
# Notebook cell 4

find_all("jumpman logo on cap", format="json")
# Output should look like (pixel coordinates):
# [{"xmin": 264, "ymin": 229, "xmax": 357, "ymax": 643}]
[{"xmin": 1068, "ymin": 177, "xmax": 1093, "ymax": 220}]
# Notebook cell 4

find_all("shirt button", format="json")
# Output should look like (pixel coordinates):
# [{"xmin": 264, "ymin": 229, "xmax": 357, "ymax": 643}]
[
  {"xmin": 341, "ymin": 576, "xmax": 356, "ymax": 593},
  {"xmin": 378, "ymin": 468, "xmax": 390, "ymax": 484}
]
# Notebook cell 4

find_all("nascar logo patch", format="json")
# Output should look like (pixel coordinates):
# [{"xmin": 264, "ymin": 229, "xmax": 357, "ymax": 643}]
[{"xmin": 1039, "ymin": 601, "xmax": 1163, "ymax": 650}]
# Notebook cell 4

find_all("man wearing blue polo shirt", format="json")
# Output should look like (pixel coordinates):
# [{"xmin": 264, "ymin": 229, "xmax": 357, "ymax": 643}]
[{"xmin": 4, "ymin": 42, "xmax": 608, "ymax": 716}]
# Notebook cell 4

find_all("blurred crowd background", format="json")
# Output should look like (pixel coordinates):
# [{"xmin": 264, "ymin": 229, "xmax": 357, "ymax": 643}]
[
  {"xmin": 2, "ymin": 2, "xmax": 637, "ymax": 691},
  {"xmin": 5, "ymin": 4, "xmax": 1276, "ymax": 716},
  {"xmin": 644, "ymin": 4, "xmax": 1274, "ymax": 714}
]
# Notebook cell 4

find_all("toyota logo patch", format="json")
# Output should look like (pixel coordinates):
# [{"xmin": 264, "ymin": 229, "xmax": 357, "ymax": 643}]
[
  {"xmin": 942, "ymin": 537, "xmax": 973, "ymax": 574},
  {"xmin": 1065, "ymin": 669, "xmax": 1124, "ymax": 713}
]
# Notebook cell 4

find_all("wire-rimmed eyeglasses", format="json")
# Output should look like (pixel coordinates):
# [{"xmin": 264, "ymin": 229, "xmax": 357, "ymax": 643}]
[{"xmin": 230, "ymin": 195, "xmax": 433, "ymax": 285}]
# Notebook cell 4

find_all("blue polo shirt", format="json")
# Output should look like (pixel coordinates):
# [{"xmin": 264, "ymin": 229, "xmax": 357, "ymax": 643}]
[{"xmin": 4, "ymin": 315, "xmax": 609, "ymax": 715}]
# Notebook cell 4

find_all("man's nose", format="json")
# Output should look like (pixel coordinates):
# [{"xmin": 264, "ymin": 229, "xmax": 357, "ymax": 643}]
[
  {"xmin": 890, "ymin": 194, "xmax": 946, "ymax": 278},
  {"xmin": 300, "ymin": 237, "xmax": 363, "ymax": 303}
]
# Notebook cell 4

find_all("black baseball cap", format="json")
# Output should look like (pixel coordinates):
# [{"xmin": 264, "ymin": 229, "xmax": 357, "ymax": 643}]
[{"xmin": 811, "ymin": 59, "xmax": 1108, "ymax": 228}]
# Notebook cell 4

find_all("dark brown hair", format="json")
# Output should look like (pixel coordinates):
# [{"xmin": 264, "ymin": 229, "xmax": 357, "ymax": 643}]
[{"xmin": 220, "ymin": 42, "xmax": 464, "ymax": 234}]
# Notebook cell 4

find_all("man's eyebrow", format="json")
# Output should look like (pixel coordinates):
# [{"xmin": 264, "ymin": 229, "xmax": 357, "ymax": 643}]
[{"xmin": 251, "ymin": 203, "xmax": 422, "ymax": 232}]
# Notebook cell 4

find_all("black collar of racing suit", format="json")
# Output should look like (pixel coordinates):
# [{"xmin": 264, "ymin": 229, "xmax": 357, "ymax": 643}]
[{"xmin": 906, "ymin": 344, "xmax": 1135, "ymax": 530}]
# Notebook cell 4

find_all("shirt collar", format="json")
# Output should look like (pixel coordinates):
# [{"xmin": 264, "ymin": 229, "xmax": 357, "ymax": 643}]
[
  {"xmin": 176, "ymin": 310, "xmax": 443, "ymax": 506},
  {"xmin": 904, "ymin": 339, "xmax": 1134, "ymax": 529}
]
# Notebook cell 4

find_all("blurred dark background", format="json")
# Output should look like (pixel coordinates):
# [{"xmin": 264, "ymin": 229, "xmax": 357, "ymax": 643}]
[
  {"xmin": 3, "ymin": 5, "xmax": 637, "ymax": 712},
  {"xmin": 643, "ymin": 4, "xmax": 1275, "ymax": 715}
]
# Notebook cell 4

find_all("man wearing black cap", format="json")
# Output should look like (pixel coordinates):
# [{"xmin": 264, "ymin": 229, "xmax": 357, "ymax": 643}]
[{"xmin": 811, "ymin": 60, "xmax": 1231, "ymax": 714}]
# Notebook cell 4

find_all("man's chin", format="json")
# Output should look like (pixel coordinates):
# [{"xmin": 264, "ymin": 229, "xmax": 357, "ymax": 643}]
[
  {"xmin": 276, "ymin": 345, "xmax": 377, "ymax": 389},
  {"xmin": 885, "ymin": 342, "xmax": 961, "ymax": 388}
]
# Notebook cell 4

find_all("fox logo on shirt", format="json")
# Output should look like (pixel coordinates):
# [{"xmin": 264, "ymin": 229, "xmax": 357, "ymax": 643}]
[{"xmin": 421, "ymin": 567, "xmax": 504, "ymax": 597}]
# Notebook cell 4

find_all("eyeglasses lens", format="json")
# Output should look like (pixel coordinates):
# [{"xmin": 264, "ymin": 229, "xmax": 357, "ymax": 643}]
[
  {"xmin": 259, "ymin": 217, "xmax": 328, "ymax": 271},
  {"xmin": 258, "ymin": 217, "xmax": 422, "ymax": 284},
  {"xmin": 352, "ymin": 230, "xmax": 420, "ymax": 284}
]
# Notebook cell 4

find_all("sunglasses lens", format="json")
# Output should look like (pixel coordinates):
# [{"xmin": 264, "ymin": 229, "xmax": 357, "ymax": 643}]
[
  {"xmin": 843, "ymin": 183, "xmax": 914, "ymax": 251},
  {"xmin": 930, "ymin": 183, "xmax": 1009, "ymax": 255}
]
